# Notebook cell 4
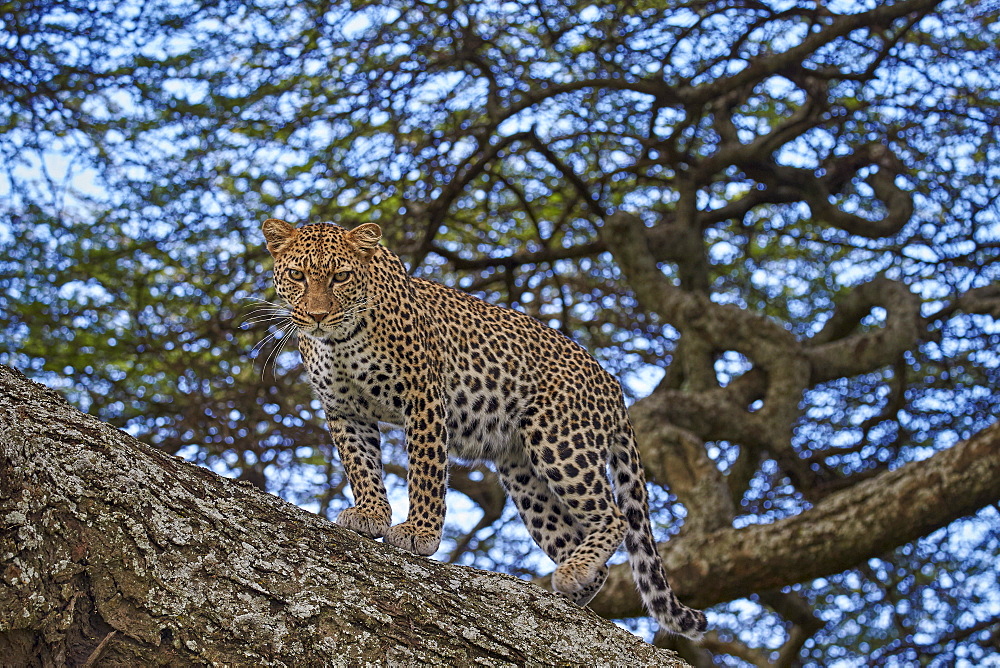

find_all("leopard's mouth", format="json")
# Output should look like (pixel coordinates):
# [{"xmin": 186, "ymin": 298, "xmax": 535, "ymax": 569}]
[{"xmin": 293, "ymin": 313, "xmax": 346, "ymax": 334}]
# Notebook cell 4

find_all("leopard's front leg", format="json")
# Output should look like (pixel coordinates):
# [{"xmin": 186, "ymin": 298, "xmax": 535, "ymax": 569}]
[
  {"xmin": 383, "ymin": 394, "xmax": 448, "ymax": 556},
  {"xmin": 328, "ymin": 418, "xmax": 392, "ymax": 539}
]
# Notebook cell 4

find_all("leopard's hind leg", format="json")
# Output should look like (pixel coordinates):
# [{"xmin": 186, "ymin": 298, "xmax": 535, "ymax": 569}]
[
  {"xmin": 495, "ymin": 452, "xmax": 609, "ymax": 605},
  {"xmin": 513, "ymin": 405, "xmax": 626, "ymax": 602}
]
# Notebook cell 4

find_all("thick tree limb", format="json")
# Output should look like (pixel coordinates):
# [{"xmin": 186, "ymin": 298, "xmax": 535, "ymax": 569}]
[
  {"xmin": 604, "ymin": 211, "xmax": 927, "ymax": 445},
  {"xmin": 805, "ymin": 275, "xmax": 922, "ymax": 384},
  {"xmin": 627, "ymin": 416, "xmax": 735, "ymax": 534},
  {"xmin": 0, "ymin": 365, "xmax": 684, "ymax": 667},
  {"xmin": 587, "ymin": 420, "xmax": 1000, "ymax": 617},
  {"xmin": 939, "ymin": 283, "xmax": 1000, "ymax": 321},
  {"xmin": 604, "ymin": 210, "xmax": 811, "ymax": 451}
]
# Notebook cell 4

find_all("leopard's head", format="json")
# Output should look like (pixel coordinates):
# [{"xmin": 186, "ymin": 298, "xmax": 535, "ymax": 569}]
[{"xmin": 262, "ymin": 219, "xmax": 382, "ymax": 338}]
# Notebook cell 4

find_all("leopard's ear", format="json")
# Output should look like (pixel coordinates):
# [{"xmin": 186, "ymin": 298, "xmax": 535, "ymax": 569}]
[
  {"xmin": 346, "ymin": 223, "xmax": 382, "ymax": 262},
  {"xmin": 262, "ymin": 218, "xmax": 298, "ymax": 256}
]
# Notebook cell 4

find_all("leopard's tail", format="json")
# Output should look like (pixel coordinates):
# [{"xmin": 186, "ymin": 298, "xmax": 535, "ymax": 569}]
[{"xmin": 610, "ymin": 417, "xmax": 707, "ymax": 640}]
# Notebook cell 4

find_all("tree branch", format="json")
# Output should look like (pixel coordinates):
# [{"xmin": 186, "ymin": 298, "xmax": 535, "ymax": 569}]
[
  {"xmin": 806, "ymin": 275, "xmax": 923, "ymax": 384},
  {"xmin": 604, "ymin": 210, "xmax": 811, "ymax": 445},
  {"xmin": 585, "ymin": 420, "xmax": 1000, "ymax": 616},
  {"xmin": 673, "ymin": 0, "xmax": 943, "ymax": 109},
  {"xmin": 430, "ymin": 240, "xmax": 605, "ymax": 271},
  {"xmin": 0, "ymin": 365, "xmax": 685, "ymax": 666}
]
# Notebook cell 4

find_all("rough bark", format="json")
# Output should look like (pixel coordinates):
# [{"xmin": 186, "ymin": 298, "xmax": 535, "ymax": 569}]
[{"xmin": 0, "ymin": 365, "xmax": 684, "ymax": 667}]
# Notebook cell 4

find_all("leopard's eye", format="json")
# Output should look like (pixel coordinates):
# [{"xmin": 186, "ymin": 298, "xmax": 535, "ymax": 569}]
[
  {"xmin": 287, "ymin": 268, "xmax": 305, "ymax": 281},
  {"xmin": 331, "ymin": 270, "xmax": 352, "ymax": 284}
]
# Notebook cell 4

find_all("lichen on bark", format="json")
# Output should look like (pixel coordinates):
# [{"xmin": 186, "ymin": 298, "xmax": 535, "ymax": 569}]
[{"xmin": 0, "ymin": 365, "xmax": 685, "ymax": 667}]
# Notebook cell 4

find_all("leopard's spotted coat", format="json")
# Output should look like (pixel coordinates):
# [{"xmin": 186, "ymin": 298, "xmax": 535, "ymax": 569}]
[{"xmin": 262, "ymin": 218, "xmax": 706, "ymax": 638}]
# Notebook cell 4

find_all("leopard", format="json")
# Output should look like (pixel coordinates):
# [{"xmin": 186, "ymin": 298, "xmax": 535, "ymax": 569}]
[{"xmin": 261, "ymin": 218, "xmax": 707, "ymax": 639}]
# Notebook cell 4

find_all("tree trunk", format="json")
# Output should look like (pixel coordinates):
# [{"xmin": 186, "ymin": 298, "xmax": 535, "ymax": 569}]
[{"xmin": 0, "ymin": 365, "xmax": 684, "ymax": 667}]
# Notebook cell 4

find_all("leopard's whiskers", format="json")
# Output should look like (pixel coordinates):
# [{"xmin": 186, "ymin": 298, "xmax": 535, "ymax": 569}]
[
  {"xmin": 242, "ymin": 313, "xmax": 291, "ymax": 326},
  {"xmin": 248, "ymin": 319, "xmax": 292, "ymax": 359},
  {"xmin": 260, "ymin": 322, "xmax": 297, "ymax": 382},
  {"xmin": 242, "ymin": 297, "xmax": 290, "ymax": 309}
]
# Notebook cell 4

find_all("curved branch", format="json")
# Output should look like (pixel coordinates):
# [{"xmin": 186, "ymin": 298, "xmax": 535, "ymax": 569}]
[
  {"xmin": 604, "ymin": 211, "xmax": 810, "ymax": 433},
  {"xmin": 808, "ymin": 170, "xmax": 915, "ymax": 240},
  {"xmin": 745, "ymin": 142, "xmax": 916, "ymax": 240},
  {"xmin": 806, "ymin": 276, "xmax": 922, "ymax": 384},
  {"xmin": 632, "ymin": 376, "xmax": 773, "ymax": 453}
]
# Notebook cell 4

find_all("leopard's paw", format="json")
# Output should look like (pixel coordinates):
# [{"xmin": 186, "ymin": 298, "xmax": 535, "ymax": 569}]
[
  {"xmin": 383, "ymin": 521, "xmax": 441, "ymax": 556},
  {"xmin": 336, "ymin": 505, "xmax": 391, "ymax": 539},
  {"xmin": 569, "ymin": 564, "xmax": 608, "ymax": 606},
  {"xmin": 552, "ymin": 560, "xmax": 601, "ymax": 596}
]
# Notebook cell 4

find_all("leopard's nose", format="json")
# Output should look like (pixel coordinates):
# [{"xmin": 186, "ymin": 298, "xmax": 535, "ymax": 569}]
[{"xmin": 307, "ymin": 311, "xmax": 330, "ymax": 323}]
